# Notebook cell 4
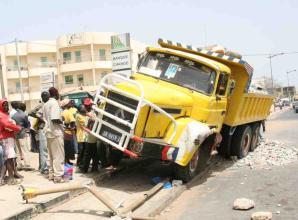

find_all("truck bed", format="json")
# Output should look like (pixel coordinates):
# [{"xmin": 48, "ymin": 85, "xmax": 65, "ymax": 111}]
[{"xmin": 224, "ymin": 93, "xmax": 273, "ymax": 127}]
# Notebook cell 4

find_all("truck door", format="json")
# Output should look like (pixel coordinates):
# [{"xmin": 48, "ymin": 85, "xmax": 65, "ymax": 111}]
[{"xmin": 208, "ymin": 72, "xmax": 229, "ymax": 132}]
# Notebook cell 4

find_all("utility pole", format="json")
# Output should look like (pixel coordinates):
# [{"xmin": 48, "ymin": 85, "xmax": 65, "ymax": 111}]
[
  {"xmin": 286, "ymin": 69, "xmax": 296, "ymax": 99},
  {"xmin": 267, "ymin": 53, "xmax": 284, "ymax": 95},
  {"xmin": 15, "ymin": 38, "xmax": 24, "ymax": 102}
]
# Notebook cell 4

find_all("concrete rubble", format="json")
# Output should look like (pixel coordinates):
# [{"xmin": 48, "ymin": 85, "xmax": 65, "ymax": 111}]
[
  {"xmin": 230, "ymin": 138, "xmax": 298, "ymax": 169},
  {"xmin": 251, "ymin": 211, "xmax": 273, "ymax": 220},
  {"xmin": 233, "ymin": 198, "xmax": 255, "ymax": 210}
]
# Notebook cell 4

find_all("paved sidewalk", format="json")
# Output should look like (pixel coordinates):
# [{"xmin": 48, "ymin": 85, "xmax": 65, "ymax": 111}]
[{"xmin": 0, "ymin": 153, "xmax": 95, "ymax": 220}]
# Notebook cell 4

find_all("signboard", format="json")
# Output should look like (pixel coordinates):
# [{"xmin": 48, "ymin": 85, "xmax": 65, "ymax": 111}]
[
  {"xmin": 68, "ymin": 33, "xmax": 84, "ymax": 45},
  {"xmin": 111, "ymin": 33, "xmax": 131, "ymax": 52},
  {"xmin": 40, "ymin": 72, "xmax": 55, "ymax": 91},
  {"xmin": 112, "ymin": 51, "xmax": 131, "ymax": 71},
  {"xmin": 111, "ymin": 33, "xmax": 132, "ymax": 77}
]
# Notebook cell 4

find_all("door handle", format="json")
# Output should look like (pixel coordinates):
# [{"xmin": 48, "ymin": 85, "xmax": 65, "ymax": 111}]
[{"xmin": 221, "ymin": 111, "xmax": 226, "ymax": 115}]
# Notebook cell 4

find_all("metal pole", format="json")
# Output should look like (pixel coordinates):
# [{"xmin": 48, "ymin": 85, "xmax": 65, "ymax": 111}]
[
  {"xmin": 15, "ymin": 38, "xmax": 24, "ymax": 102},
  {"xmin": 269, "ymin": 56, "xmax": 274, "ymax": 95},
  {"xmin": 287, "ymin": 72, "xmax": 290, "ymax": 98}
]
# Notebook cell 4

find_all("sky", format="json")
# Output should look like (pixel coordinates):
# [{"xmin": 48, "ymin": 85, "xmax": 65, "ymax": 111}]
[{"xmin": 1, "ymin": 0, "xmax": 298, "ymax": 88}]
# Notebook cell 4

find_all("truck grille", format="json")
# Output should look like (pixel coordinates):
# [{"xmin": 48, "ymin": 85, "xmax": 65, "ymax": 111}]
[{"xmin": 101, "ymin": 91, "xmax": 138, "ymax": 132}]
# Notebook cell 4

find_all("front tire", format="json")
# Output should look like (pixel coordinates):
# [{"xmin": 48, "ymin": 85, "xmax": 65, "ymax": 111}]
[
  {"xmin": 232, "ymin": 125, "xmax": 252, "ymax": 159},
  {"xmin": 174, "ymin": 139, "xmax": 211, "ymax": 182}
]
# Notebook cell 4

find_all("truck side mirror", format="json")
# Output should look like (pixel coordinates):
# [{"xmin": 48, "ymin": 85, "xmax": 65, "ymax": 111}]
[{"xmin": 229, "ymin": 80, "xmax": 236, "ymax": 96}]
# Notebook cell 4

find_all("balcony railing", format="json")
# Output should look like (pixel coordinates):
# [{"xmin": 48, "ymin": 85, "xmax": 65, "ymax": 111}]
[
  {"xmin": 94, "ymin": 55, "xmax": 111, "ymax": 61},
  {"xmin": 8, "ymin": 87, "xmax": 30, "ymax": 94},
  {"xmin": 59, "ymin": 55, "xmax": 92, "ymax": 64},
  {"xmin": 28, "ymin": 62, "xmax": 56, "ymax": 68},
  {"xmin": 7, "ymin": 66, "xmax": 28, "ymax": 71}
]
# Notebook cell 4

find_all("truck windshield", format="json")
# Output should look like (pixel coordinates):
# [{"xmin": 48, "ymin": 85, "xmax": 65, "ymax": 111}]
[{"xmin": 137, "ymin": 52, "xmax": 216, "ymax": 95}]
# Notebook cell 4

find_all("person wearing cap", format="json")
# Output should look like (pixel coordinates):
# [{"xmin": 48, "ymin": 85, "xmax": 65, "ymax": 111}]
[
  {"xmin": 61, "ymin": 98, "xmax": 76, "ymax": 165},
  {"xmin": 82, "ymin": 98, "xmax": 99, "ymax": 173},
  {"xmin": 42, "ymin": 87, "xmax": 65, "ymax": 183}
]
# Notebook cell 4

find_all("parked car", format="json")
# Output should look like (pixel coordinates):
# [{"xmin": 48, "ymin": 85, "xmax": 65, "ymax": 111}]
[{"xmin": 60, "ymin": 90, "xmax": 94, "ymax": 108}]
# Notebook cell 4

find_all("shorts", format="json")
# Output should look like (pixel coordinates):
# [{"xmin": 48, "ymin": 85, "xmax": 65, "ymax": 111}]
[{"xmin": 2, "ymin": 138, "xmax": 16, "ymax": 160}]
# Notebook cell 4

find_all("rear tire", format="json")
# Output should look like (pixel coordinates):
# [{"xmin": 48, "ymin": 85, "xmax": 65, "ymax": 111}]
[
  {"xmin": 232, "ymin": 125, "xmax": 252, "ymax": 159},
  {"xmin": 174, "ymin": 139, "xmax": 211, "ymax": 182},
  {"xmin": 250, "ymin": 123, "xmax": 261, "ymax": 152}
]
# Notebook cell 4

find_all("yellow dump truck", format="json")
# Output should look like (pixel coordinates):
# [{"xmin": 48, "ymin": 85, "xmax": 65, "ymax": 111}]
[{"xmin": 85, "ymin": 39, "xmax": 273, "ymax": 181}]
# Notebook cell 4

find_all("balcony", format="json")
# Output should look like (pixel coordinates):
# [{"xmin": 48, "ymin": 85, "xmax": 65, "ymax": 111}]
[
  {"xmin": 59, "ymin": 55, "xmax": 92, "ymax": 72},
  {"xmin": 28, "ymin": 62, "xmax": 57, "ymax": 77},
  {"xmin": 7, "ymin": 87, "xmax": 42, "ymax": 101},
  {"xmin": 6, "ymin": 66, "xmax": 29, "ymax": 79},
  {"xmin": 93, "ymin": 54, "xmax": 112, "ymax": 69}
]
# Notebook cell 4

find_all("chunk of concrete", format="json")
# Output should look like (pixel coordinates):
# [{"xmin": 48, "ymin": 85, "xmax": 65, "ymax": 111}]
[
  {"xmin": 233, "ymin": 198, "xmax": 255, "ymax": 210},
  {"xmin": 251, "ymin": 211, "xmax": 272, "ymax": 220}
]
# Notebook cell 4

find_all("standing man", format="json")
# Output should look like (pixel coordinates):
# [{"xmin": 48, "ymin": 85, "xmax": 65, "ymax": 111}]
[
  {"xmin": 61, "ymin": 98, "xmax": 76, "ymax": 165},
  {"xmin": 30, "ymin": 92, "xmax": 50, "ymax": 174},
  {"xmin": 82, "ymin": 98, "xmax": 99, "ymax": 173},
  {"xmin": 12, "ymin": 102, "xmax": 32, "ymax": 171},
  {"xmin": 42, "ymin": 87, "xmax": 65, "ymax": 183}
]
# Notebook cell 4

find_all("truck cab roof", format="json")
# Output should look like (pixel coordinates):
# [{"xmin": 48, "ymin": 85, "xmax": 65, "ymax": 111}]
[{"xmin": 146, "ymin": 47, "xmax": 231, "ymax": 74}]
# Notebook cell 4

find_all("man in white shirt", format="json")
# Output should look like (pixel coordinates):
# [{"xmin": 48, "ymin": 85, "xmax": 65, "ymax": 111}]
[{"xmin": 42, "ymin": 87, "xmax": 65, "ymax": 183}]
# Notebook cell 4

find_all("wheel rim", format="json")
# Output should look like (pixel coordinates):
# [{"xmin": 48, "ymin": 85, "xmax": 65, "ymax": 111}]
[
  {"xmin": 242, "ymin": 133, "xmax": 251, "ymax": 156},
  {"xmin": 189, "ymin": 150, "xmax": 199, "ymax": 174}
]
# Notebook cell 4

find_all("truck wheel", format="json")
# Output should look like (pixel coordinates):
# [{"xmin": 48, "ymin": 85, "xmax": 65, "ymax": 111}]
[
  {"xmin": 97, "ymin": 142, "xmax": 123, "ymax": 167},
  {"xmin": 174, "ymin": 140, "xmax": 210, "ymax": 182},
  {"xmin": 250, "ymin": 123, "xmax": 261, "ymax": 152},
  {"xmin": 232, "ymin": 126, "xmax": 252, "ymax": 159}
]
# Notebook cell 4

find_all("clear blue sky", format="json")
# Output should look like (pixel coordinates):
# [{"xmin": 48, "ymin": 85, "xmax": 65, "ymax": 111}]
[{"xmin": 1, "ymin": 0, "xmax": 298, "ymax": 88}]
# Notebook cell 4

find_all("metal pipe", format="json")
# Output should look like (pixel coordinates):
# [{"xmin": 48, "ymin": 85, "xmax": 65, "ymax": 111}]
[
  {"xmin": 86, "ymin": 185, "xmax": 120, "ymax": 215},
  {"xmin": 119, "ymin": 182, "xmax": 164, "ymax": 214}
]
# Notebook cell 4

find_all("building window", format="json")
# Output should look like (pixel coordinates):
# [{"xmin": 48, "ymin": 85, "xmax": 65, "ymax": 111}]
[
  {"xmin": 99, "ymin": 49, "xmax": 106, "ymax": 60},
  {"xmin": 16, "ymin": 81, "xmax": 21, "ymax": 92},
  {"xmin": 13, "ymin": 60, "xmax": 18, "ymax": 70},
  {"xmin": 75, "ymin": 51, "xmax": 81, "ymax": 62},
  {"xmin": 64, "ymin": 75, "xmax": 74, "ymax": 85},
  {"xmin": 77, "ymin": 74, "xmax": 84, "ymax": 85},
  {"xmin": 40, "ymin": 57, "xmax": 48, "ymax": 67},
  {"xmin": 63, "ymin": 52, "xmax": 71, "ymax": 63}
]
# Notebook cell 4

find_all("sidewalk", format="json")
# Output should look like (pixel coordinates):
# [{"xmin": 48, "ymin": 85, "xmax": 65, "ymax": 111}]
[{"xmin": 0, "ymin": 153, "xmax": 96, "ymax": 220}]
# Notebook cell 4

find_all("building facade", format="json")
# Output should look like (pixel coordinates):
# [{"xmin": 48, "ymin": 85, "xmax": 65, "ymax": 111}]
[
  {"xmin": 0, "ymin": 41, "xmax": 57, "ymax": 108},
  {"xmin": 0, "ymin": 32, "xmax": 147, "ymax": 110}
]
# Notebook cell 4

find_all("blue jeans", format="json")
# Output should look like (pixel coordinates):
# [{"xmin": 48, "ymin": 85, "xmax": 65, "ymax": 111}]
[
  {"xmin": 38, "ymin": 129, "xmax": 48, "ymax": 172},
  {"xmin": 0, "ymin": 144, "xmax": 4, "ymax": 168}
]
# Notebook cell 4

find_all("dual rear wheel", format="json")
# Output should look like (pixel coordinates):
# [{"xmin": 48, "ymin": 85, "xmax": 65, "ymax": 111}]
[{"xmin": 232, "ymin": 123, "xmax": 261, "ymax": 159}]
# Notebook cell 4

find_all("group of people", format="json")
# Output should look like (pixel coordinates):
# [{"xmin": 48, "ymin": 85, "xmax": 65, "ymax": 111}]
[
  {"xmin": 0, "ymin": 86, "xmax": 107, "ymax": 185},
  {"xmin": 0, "ymin": 99, "xmax": 33, "ymax": 185}
]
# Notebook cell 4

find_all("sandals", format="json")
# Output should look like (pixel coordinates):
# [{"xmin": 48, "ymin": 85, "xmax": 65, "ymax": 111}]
[
  {"xmin": 7, "ymin": 178, "xmax": 22, "ymax": 185},
  {"xmin": 53, "ymin": 177, "xmax": 67, "ymax": 184}
]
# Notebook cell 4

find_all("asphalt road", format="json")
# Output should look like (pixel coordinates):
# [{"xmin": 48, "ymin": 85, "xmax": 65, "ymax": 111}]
[
  {"xmin": 161, "ymin": 108, "xmax": 298, "ymax": 220},
  {"xmin": 265, "ymin": 107, "xmax": 298, "ymax": 146}
]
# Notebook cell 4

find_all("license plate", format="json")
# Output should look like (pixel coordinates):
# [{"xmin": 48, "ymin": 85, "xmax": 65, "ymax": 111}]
[{"xmin": 101, "ymin": 130, "xmax": 121, "ymax": 143}]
